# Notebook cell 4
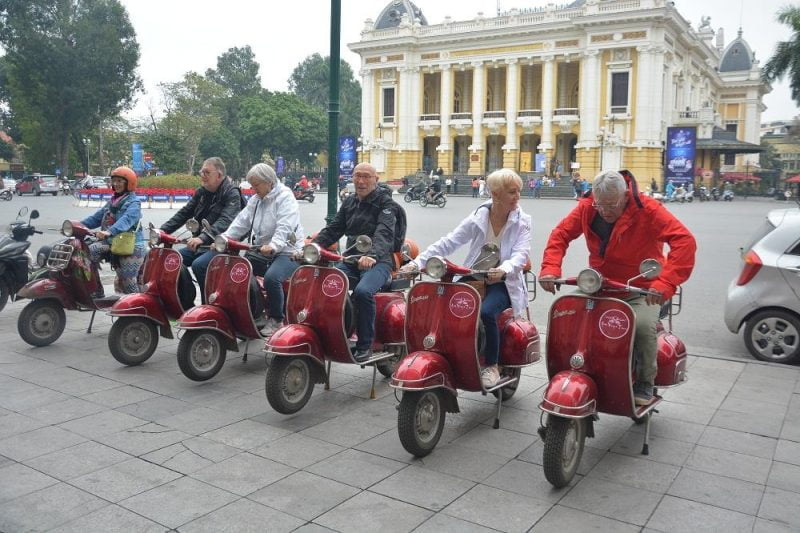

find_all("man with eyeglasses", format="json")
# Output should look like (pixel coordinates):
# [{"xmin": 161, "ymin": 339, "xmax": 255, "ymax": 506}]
[
  {"xmin": 160, "ymin": 157, "xmax": 243, "ymax": 301},
  {"xmin": 538, "ymin": 170, "xmax": 696, "ymax": 405}
]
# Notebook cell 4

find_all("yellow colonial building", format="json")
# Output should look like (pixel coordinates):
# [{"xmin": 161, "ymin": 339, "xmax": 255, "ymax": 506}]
[{"xmin": 349, "ymin": 0, "xmax": 769, "ymax": 187}]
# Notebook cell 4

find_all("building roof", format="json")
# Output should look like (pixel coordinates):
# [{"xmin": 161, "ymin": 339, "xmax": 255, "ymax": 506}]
[
  {"xmin": 374, "ymin": 0, "xmax": 428, "ymax": 30},
  {"xmin": 719, "ymin": 29, "xmax": 754, "ymax": 72},
  {"xmin": 696, "ymin": 127, "xmax": 764, "ymax": 153}
]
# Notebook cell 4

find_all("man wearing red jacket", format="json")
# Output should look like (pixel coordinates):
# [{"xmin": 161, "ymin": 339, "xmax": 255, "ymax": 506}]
[{"xmin": 539, "ymin": 170, "xmax": 696, "ymax": 405}]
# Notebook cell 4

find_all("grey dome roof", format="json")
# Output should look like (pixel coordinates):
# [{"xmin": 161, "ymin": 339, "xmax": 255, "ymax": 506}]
[
  {"xmin": 720, "ymin": 30, "xmax": 754, "ymax": 72},
  {"xmin": 374, "ymin": 0, "xmax": 428, "ymax": 29}
]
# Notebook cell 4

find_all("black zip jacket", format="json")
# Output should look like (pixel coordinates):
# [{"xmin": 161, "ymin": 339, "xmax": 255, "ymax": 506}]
[
  {"xmin": 314, "ymin": 186, "xmax": 396, "ymax": 266},
  {"xmin": 160, "ymin": 177, "xmax": 242, "ymax": 244}
]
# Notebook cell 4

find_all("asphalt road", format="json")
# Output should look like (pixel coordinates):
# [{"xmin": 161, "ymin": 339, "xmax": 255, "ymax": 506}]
[{"xmin": 3, "ymin": 191, "xmax": 793, "ymax": 364}]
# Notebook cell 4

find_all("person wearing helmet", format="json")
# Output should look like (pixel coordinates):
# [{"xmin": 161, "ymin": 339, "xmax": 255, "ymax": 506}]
[{"xmin": 79, "ymin": 166, "xmax": 145, "ymax": 294}]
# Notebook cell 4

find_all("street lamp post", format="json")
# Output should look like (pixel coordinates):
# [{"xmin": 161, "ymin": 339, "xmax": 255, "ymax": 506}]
[{"xmin": 82, "ymin": 138, "xmax": 91, "ymax": 176}]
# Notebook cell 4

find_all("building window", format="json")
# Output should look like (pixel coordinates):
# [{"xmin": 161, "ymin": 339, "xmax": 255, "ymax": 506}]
[
  {"xmin": 382, "ymin": 88, "xmax": 395, "ymax": 122},
  {"xmin": 453, "ymin": 89, "xmax": 462, "ymax": 113},
  {"xmin": 610, "ymin": 72, "xmax": 629, "ymax": 112}
]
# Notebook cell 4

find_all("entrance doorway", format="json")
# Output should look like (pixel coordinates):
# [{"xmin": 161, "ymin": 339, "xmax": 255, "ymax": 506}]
[
  {"xmin": 453, "ymin": 136, "xmax": 471, "ymax": 174},
  {"xmin": 485, "ymin": 135, "xmax": 505, "ymax": 173},
  {"xmin": 423, "ymin": 137, "xmax": 440, "ymax": 173}
]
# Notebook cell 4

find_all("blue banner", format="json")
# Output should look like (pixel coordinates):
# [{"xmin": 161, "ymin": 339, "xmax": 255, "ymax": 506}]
[
  {"xmin": 665, "ymin": 127, "xmax": 696, "ymax": 186},
  {"xmin": 132, "ymin": 144, "xmax": 144, "ymax": 173},
  {"xmin": 276, "ymin": 156, "xmax": 285, "ymax": 175},
  {"xmin": 338, "ymin": 136, "xmax": 356, "ymax": 178},
  {"xmin": 535, "ymin": 153, "xmax": 547, "ymax": 173}
]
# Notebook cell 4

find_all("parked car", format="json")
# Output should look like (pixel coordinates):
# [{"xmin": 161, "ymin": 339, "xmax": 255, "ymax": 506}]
[
  {"xmin": 79, "ymin": 176, "xmax": 110, "ymax": 189},
  {"xmin": 724, "ymin": 208, "xmax": 800, "ymax": 364},
  {"xmin": 15, "ymin": 174, "xmax": 60, "ymax": 196}
]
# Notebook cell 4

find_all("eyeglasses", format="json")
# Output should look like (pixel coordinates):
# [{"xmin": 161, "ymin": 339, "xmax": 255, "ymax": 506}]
[
  {"xmin": 591, "ymin": 200, "xmax": 624, "ymax": 211},
  {"xmin": 199, "ymin": 169, "xmax": 217, "ymax": 177}
]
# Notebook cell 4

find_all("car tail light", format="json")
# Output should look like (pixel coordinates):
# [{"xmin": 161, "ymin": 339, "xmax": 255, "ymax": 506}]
[{"xmin": 736, "ymin": 250, "xmax": 762, "ymax": 286}]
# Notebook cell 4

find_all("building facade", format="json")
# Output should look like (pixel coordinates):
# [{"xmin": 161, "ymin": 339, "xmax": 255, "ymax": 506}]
[{"xmin": 349, "ymin": 0, "xmax": 770, "ymax": 187}]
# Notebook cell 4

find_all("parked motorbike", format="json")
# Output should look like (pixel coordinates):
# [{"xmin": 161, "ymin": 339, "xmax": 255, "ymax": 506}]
[
  {"xmin": 537, "ymin": 261, "xmax": 687, "ymax": 488},
  {"xmin": 0, "ymin": 208, "xmax": 43, "ymax": 311},
  {"xmin": 697, "ymin": 186, "xmax": 710, "ymax": 202},
  {"xmin": 293, "ymin": 187, "xmax": 315, "ymax": 203},
  {"xmin": 16, "ymin": 220, "xmax": 121, "ymax": 346},
  {"xmin": 106, "ymin": 221, "xmax": 198, "ymax": 366},
  {"xmin": 710, "ymin": 187, "xmax": 721, "ymax": 201},
  {"xmin": 264, "ymin": 236, "xmax": 411, "ymax": 414},
  {"xmin": 723, "ymin": 189, "xmax": 735, "ymax": 201},
  {"xmin": 0, "ymin": 188, "xmax": 12, "ymax": 201},
  {"xmin": 420, "ymin": 189, "xmax": 447, "ymax": 208},
  {"xmin": 390, "ymin": 250, "xmax": 541, "ymax": 457}
]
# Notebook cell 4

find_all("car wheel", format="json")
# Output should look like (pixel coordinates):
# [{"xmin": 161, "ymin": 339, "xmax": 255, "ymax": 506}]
[{"xmin": 744, "ymin": 310, "xmax": 800, "ymax": 364}]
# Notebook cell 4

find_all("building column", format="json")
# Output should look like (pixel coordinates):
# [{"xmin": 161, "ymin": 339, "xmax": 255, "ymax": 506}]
[
  {"xmin": 634, "ymin": 46, "xmax": 653, "ymax": 145},
  {"xmin": 360, "ymin": 69, "xmax": 375, "ymax": 146},
  {"xmin": 539, "ymin": 55, "xmax": 555, "ymax": 152},
  {"xmin": 469, "ymin": 61, "xmax": 485, "ymax": 174},
  {"xmin": 649, "ymin": 47, "xmax": 666, "ymax": 145},
  {"xmin": 439, "ymin": 65, "xmax": 453, "ymax": 172},
  {"xmin": 397, "ymin": 66, "xmax": 412, "ymax": 151},
  {"xmin": 503, "ymin": 59, "xmax": 519, "ymax": 169},
  {"xmin": 408, "ymin": 66, "xmax": 422, "ymax": 151},
  {"xmin": 578, "ymin": 50, "xmax": 600, "ymax": 146}
]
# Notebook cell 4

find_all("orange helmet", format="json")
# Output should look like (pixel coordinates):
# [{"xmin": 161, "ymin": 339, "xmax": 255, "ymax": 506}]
[{"xmin": 110, "ymin": 166, "xmax": 137, "ymax": 191}]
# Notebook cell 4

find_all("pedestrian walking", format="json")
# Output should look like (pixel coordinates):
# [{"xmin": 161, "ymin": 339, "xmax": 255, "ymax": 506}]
[
  {"xmin": 453, "ymin": 177, "xmax": 459, "ymax": 194},
  {"xmin": 471, "ymin": 177, "xmax": 479, "ymax": 198},
  {"xmin": 528, "ymin": 177, "xmax": 536, "ymax": 198},
  {"xmin": 478, "ymin": 178, "xmax": 486, "ymax": 198}
]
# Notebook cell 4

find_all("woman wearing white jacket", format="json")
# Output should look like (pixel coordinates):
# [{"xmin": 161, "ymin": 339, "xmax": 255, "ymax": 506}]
[
  {"xmin": 222, "ymin": 163, "xmax": 304, "ymax": 335},
  {"xmin": 401, "ymin": 168, "xmax": 532, "ymax": 388}
]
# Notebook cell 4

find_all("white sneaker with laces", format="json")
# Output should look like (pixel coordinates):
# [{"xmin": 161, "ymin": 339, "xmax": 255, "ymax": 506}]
[
  {"xmin": 480, "ymin": 365, "xmax": 500, "ymax": 389},
  {"xmin": 260, "ymin": 317, "xmax": 283, "ymax": 337}
]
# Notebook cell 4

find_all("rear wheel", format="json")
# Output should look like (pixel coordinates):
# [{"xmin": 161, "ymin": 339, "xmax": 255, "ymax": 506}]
[
  {"xmin": 177, "ymin": 330, "xmax": 226, "ymax": 381},
  {"xmin": 743, "ymin": 310, "xmax": 800, "ymax": 364},
  {"xmin": 108, "ymin": 317, "xmax": 159, "ymax": 366},
  {"xmin": 265, "ymin": 356, "xmax": 314, "ymax": 414},
  {"xmin": 435, "ymin": 196, "xmax": 447, "ymax": 208},
  {"xmin": 375, "ymin": 349, "xmax": 402, "ymax": 379},
  {"xmin": 492, "ymin": 367, "xmax": 522, "ymax": 401},
  {"xmin": 419, "ymin": 196, "xmax": 428, "ymax": 207},
  {"xmin": 542, "ymin": 415, "xmax": 585, "ymax": 488},
  {"xmin": 397, "ymin": 390, "xmax": 445, "ymax": 457},
  {"xmin": 18, "ymin": 299, "xmax": 66, "ymax": 346}
]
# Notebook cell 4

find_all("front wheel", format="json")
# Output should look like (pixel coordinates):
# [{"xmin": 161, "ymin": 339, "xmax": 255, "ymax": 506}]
[
  {"xmin": 18, "ymin": 299, "xmax": 66, "ymax": 346},
  {"xmin": 743, "ymin": 310, "xmax": 800, "ymax": 364},
  {"xmin": 108, "ymin": 317, "xmax": 159, "ymax": 366},
  {"xmin": 542, "ymin": 415, "xmax": 586, "ymax": 488},
  {"xmin": 177, "ymin": 330, "xmax": 227, "ymax": 381},
  {"xmin": 265, "ymin": 356, "xmax": 314, "ymax": 414},
  {"xmin": 306, "ymin": 195, "xmax": 314, "ymax": 203},
  {"xmin": 419, "ymin": 196, "xmax": 428, "ymax": 207},
  {"xmin": 404, "ymin": 192, "xmax": 414, "ymax": 203},
  {"xmin": 435, "ymin": 196, "xmax": 447, "ymax": 208},
  {"xmin": 492, "ymin": 367, "xmax": 522, "ymax": 401},
  {"xmin": 397, "ymin": 390, "xmax": 445, "ymax": 457}
]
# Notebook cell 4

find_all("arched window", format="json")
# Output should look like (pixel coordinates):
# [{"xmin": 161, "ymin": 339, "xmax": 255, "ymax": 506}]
[{"xmin": 453, "ymin": 89, "xmax": 462, "ymax": 113}]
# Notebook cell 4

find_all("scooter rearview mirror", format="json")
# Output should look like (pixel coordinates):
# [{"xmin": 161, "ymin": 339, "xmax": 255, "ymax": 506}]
[
  {"xmin": 185, "ymin": 218, "xmax": 200, "ymax": 233},
  {"xmin": 17, "ymin": 206, "xmax": 28, "ymax": 218},
  {"xmin": 471, "ymin": 243, "xmax": 500, "ymax": 271},
  {"xmin": 354, "ymin": 235, "xmax": 372, "ymax": 253},
  {"xmin": 201, "ymin": 219, "xmax": 216, "ymax": 236},
  {"xmin": 638, "ymin": 259, "xmax": 662, "ymax": 280},
  {"xmin": 30, "ymin": 210, "xmax": 40, "ymax": 220}
]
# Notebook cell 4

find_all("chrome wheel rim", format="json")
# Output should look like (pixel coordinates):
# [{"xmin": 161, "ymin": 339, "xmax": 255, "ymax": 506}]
[
  {"xmin": 415, "ymin": 392, "xmax": 440, "ymax": 444},
  {"xmin": 752, "ymin": 317, "xmax": 799, "ymax": 361},
  {"xmin": 190, "ymin": 333, "xmax": 220, "ymax": 370},
  {"xmin": 31, "ymin": 307, "xmax": 58, "ymax": 338},
  {"xmin": 281, "ymin": 359, "xmax": 310, "ymax": 403},
  {"xmin": 561, "ymin": 420, "xmax": 580, "ymax": 471},
  {"xmin": 121, "ymin": 321, "xmax": 153, "ymax": 357}
]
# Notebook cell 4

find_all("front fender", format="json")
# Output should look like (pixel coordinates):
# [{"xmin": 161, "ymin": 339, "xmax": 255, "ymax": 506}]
[
  {"xmin": 390, "ymin": 350, "xmax": 456, "ymax": 394},
  {"xmin": 16, "ymin": 278, "xmax": 75, "ymax": 309},
  {"xmin": 176, "ymin": 305, "xmax": 237, "ymax": 351},
  {"xmin": 539, "ymin": 370, "xmax": 597, "ymax": 418},
  {"xmin": 264, "ymin": 324, "xmax": 324, "ymax": 367},
  {"xmin": 109, "ymin": 293, "xmax": 168, "ymax": 326}
]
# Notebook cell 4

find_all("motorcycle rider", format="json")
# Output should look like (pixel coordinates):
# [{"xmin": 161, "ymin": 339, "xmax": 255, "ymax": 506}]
[
  {"xmin": 159, "ymin": 157, "xmax": 242, "ymax": 302},
  {"xmin": 538, "ymin": 170, "xmax": 696, "ymax": 405},
  {"xmin": 312, "ymin": 162, "xmax": 402, "ymax": 362},
  {"xmin": 425, "ymin": 177, "xmax": 443, "ymax": 204}
]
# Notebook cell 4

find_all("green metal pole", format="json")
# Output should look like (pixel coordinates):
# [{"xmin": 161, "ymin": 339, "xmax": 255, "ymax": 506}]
[{"xmin": 326, "ymin": 0, "xmax": 341, "ymax": 224}]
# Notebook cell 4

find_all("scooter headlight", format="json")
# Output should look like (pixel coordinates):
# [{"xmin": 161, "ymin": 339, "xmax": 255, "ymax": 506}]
[
  {"xmin": 576, "ymin": 269, "xmax": 602, "ymax": 294},
  {"xmin": 148, "ymin": 229, "xmax": 161, "ymax": 246},
  {"xmin": 302, "ymin": 243, "xmax": 321, "ymax": 264},
  {"xmin": 425, "ymin": 256, "xmax": 446, "ymax": 280},
  {"xmin": 213, "ymin": 235, "xmax": 228, "ymax": 253},
  {"xmin": 61, "ymin": 220, "xmax": 74, "ymax": 237}
]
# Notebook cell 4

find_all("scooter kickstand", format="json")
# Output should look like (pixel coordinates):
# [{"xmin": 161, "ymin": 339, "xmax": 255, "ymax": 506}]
[
  {"xmin": 641, "ymin": 413, "xmax": 651, "ymax": 455},
  {"xmin": 87, "ymin": 310, "xmax": 97, "ymax": 334},
  {"xmin": 324, "ymin": 360, "xmax": 332, "ymax": 390},
  {"xmin": 493, "ymin": 393, "xmax": 503, "ymax": 429},
  {"xmin": 242, "ymin": 340, "xmax": 248, "ymax": 362},
  {"xmin": 369, "ymin": 364, "xmax": 377, "ymax": 400}
]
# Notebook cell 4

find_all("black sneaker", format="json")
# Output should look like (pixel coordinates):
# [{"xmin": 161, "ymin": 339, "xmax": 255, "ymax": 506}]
[
  {"xmin": 353, "ymin": 348, "xmax": 372, "ymax": 363},
  {"xmin": 633, "ymin": 381, "xmax": 654, "ymax": 406}
]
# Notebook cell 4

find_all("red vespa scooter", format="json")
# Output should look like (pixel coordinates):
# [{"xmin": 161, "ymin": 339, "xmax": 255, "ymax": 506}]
[
  {"xmin": 106, "ymin": 222, "xmax": 198, "ymax": 366},
  {"xmin": 16, "ymin": 220, "xmax": 121, "ymax": 346},
  {"xmin": 264, "ymin": 236, "xmax": 409, "ymax": 414},
  {"xmin": 390, "ymin": 254, "xmax": 541, "ymax": 457},
  {"xmin": 538, "ymin": 260, "xmax": 688, "ymax": 488}
]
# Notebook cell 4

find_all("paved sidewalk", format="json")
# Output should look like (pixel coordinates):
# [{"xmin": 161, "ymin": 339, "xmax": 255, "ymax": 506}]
[{"xmin": 0, "ymin": 297, "xmax": 798, "ymax": 532}]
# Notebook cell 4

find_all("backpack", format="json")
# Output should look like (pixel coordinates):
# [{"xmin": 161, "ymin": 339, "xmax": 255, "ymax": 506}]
[
  {"xmin": 234, "ymin": 186, "xmax": 248, "ymax": 209},
  {"xmin": 377, "ymin": 183, "xmax": 407, "ymax": 252}
]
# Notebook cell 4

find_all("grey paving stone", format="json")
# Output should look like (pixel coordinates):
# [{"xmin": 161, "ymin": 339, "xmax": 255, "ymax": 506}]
[
  {"xmin": 120, "ymin": 476, "xmax": 239, "ymax": 529},
  {"xmin": 0, "ymin": 385, "xmax": 70, "ymax": 411},
  {"xmin": 24, "ymin": 440, "xmax": 132, "ymax": 481},
  {"xmin": 449, "ymin": 426, "xmax": 535, "ymax": 458},
  {"xmin": 0, "ymin": 482, "xmax": 106, "ymax": 532},
  {"xmin": 729, "ymin": 380, "xmax": 795, "ymax": 406},
  {"xmin": 202, "ymin": 419, "xmax": 291, "ymax": 450},
  {"xmin": 250, "ymin": 432, "xmax": 344, "ymax": 469},
  {"xmin": 48, "ymin": 504, "xmax": 166, "ymax": 533},
  {"xmin": 668, "ymin": 467, "xmax": 765, "ymax": 515},
  {"xmin": 685, "ymin": 444, "xmax": 772, "ymax": 484},
  {"xmin": 767, "ymin": 460, "xmax": 800, "ymax": 492},
  {"xmin": 190, "ymin": 451, "xmax": 295, "ymax": 496},
  {"xmin": 116, "ymin": 395, "xmax": 195, "ymax": 421},
  {"xmin": 485, "ymin": 459, "xmax": 573, "ymax": 503},
  {"xmin": 370, "ymin": 465, "xmax": 474, "ymax": 511},
  {"xmin": 20, "ymin": 396, "xmax": 106, "ymax": 425},
  {"xmin": 292, "ymin": 524, "xmax": 337, "ymax": 533},
  {"xmin": 354, "ymin": 427, "xmax": 420, "ymax": 463},
  {"xmin": 80, "ymin": 384, "xmax": 160, "ymax": 408},
  {"xmin": 628, "ymin": 415, "xmax": 706, "ymax": 444},
  {"xmin": 0, "ymin": 463, "xmax": 58, "ymax": 503},
  {"xmin": 709, "ymin": 409, "xmax": 785, "ymax": 439},
  {"xmin": 482, "ymin": 405, "xmax": 540, "ymax": 435},
  {"xmin": 47, "ymin": 374, "xmax": 122, "ymax": 396},
  {"xmin": 652, "ymin": 399, "xmax": 717, "ymax": 425},
  {"xmin": 646, "ymin": 495, "xmax": 755, "ymax": 532},
  {"xmin": 774, "ymin": 439, "xmax": 800, "ymax": 466},
  {"xmin": 719, "ymin": 396, "xmax": 788, "ymax": 417},
  {"xmin": 531, "ymin": 504, "xmax": 641, "ymax": 532},
  {"xmin": 698, "ymin": 425, "xmax": 778, "ymax": 459},
  {"xmin": 442, "ymin": 484, "xmax": 550, "ymax": 532},
  {"xmin": 71, "ymin": 457, "xmax": 182, "ymax": 502},
  {"xmin": 140, "ymin": 436, "xmax": 241, "ymax": 475},
  {"xmin": 156, "ymin": 406, "xmax": 245, "ymax": 435},
  {"xmin": 314, "ymin": 490, "xmax": 431, "ymax": 533},
  {"xmin": 740, "ymin": 363, "xmax": 799, "ymax": 382},
  {"xmin": 0, "ymin": 412, "xmax": 47, "ymax": 440},
  {"xmin": 611, "ymin": 430, "xmax": 694, "ymax": 466},
  {"xmin": 587, "ymin": 451, "xmax": 680, "ymax": 493},
  {"xmin": 98, "ymin": 422, "xmax": 191, "ymax": 455},
  {"xmin": 305, "ymin": 448, "xmax": 407, "ymax": 489},
  {"xmin": 300, "ymin": 412, "xmax": 393, "ymax": 448},
  {"xmin": 180, "ymin": 497, "xmax": 305, "ymax": 533},
  {"xmin": 413, "ymin": 443, "xmax": 508, "ymax": 482},
  {"xmin": 779, "ymin": 418, "xmax": 800, "ymax": 441},
  {"xmin": 58, "ymin": 409, "xmax": 148, "ymax": 439},
  {"xmin": 560, "ymin": 476, "xmax": 661, "ymax": 526},
  {"xmin": 414, "ymin": 512, "xmax": 496, "ymax": 532},
  {"xmin": 248, "ymin": 471, "xmax": 360, "ymax": 521},
  {"xmin": 203, "ymin": 390, "xmax": 274, "ymax": 418},
  {"xmin": 759, "ymin": 486, "xmax": 800, "ymax": 529},
  {"xmin": 754, "ymin": 517, "xmax": 797, "ymax": 533},
  {"xmin": 0, "ymin": 424, "xmax": 86, "ymax": 461}
]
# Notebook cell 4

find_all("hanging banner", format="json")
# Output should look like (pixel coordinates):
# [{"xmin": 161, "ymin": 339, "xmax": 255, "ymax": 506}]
[
  {"xmin": 535, "ymin": 153, "xmax": 547, "ymax": 173},
  {"xmin": 132, "ymin": 144, "xmax": 144, "ymax": 173},
  {"xmin": 338, "ymin": 136, "xmax": 356, "ymax": 178},
  {"xmin": 665, "ymin": 127, "xmax": 696, "ymax": 186},
  {"xmin": 276, "ymin": 156, "xmax": 285, "ymax": 175}
]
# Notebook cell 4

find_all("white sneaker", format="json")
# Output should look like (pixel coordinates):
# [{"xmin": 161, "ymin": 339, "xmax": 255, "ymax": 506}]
[
  {"xmin": 480, "ymin": 365, "xmax": 500, "ymax": 389},
  {"xmin": 260, "ymin": 317, "xmax": 283, "ymax": 336}
]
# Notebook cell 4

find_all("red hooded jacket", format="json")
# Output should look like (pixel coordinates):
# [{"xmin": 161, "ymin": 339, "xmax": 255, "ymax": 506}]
[{"xmin": 539, "ymin": 179, "xmax": 696, "ymax": 300}]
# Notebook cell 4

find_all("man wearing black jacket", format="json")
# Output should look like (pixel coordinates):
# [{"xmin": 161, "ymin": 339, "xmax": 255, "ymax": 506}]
[
  {"xmin": 313, "ymin": 162, "xmax": 397, "ymax": 362},
  {"xmin": 160, "ymin": 157, "xmax": 242, "ymax": 300}
]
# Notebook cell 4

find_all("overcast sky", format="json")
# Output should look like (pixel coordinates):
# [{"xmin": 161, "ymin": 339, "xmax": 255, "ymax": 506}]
[{"xmin": 120, "ymin": 0, "xmax": 799, "ymax": 122}]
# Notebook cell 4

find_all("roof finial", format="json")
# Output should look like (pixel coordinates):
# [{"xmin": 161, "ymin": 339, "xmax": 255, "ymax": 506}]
[{"xmin": 737, "ymin": 27, "xmax": 743, "ymax": 38}]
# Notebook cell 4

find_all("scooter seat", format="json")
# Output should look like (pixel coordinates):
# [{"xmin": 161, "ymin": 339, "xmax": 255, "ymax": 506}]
[
  {"xmin": 94, "ymin": 294, "xmax": 122, "ymax": 309},
  {"xmin": 384, "ymin": 277, "xmax": 410, "ymax": 291}
]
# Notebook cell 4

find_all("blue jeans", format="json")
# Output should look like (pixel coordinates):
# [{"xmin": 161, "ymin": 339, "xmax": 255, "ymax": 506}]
[
  {"xmin": 336, "ymin": 261, "xmax": 393, "ymax": 351},
  {"xmin": 256, "ymin": 254, "xmax": 297, "ymax": 321},
  {"xmin": 480, "ymin": 282, "xmax": 511, "ymax": 365},
  {"xmin": 180, "ymin": 247, "xmax": 215, "ymax": 303}
]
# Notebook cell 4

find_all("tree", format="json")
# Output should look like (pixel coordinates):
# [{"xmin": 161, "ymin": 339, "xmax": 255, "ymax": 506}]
[
  {"xmin": 288, "ymin": 53, "xmax": 362, "ymax": 137},
  {"xmin": 763, "ymin": 6, "xmax": 800, "ymax": 106},
  {"xmin": 205, "ymin": 46, "xmax": 261, "ymax": 98},
  {"xmin": 0, "ymin": 138, "xmax": 14, "ymax": 161},
  {"xmin": 199, "ymin": 127, "xmax": 240, "ymax": 172},
  {"xmin": 0, "ymin": 0, "xmax": 141, "ymax": 175}
]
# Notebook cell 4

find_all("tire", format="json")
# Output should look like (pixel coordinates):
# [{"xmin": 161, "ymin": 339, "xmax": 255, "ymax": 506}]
[
  {"xmin": 0, "ymin": 279, "xmax": 9, "ymax": 312},
  {"xmin": 436, "ymin": 196, "xmax": 447, "ymax": 208},
  {"xmin": 375, "ymin": 351, "xmax": 402, "ymax": 379},
  {"xmin": 397, "ymin": 390, "xmax": 445, "ymax": 457},
  {"xmin": 265, "ymin": 356, "xmax": 314, "ymax": 414},
  {"xmin": 542, "ymin": 415, "xmax": 585, "ymax": 488},
  {"xmin": 419, "ymin": 196, "xmax": 428, "ymax": 207},
  {"xmin": 306, "ymin": 195, "xmax": 314, "ymax": 203},
  {"xmin": 743, "ymin": 310, "xmax": 800, "ymax": 364},
  {"xmin": 404, "ymin": 192, "xmax": 414, "ymax": 203},
  {"xmin": 177, "ymin": 330, "xmax": 227, "ymax": 381},
  {"xmin": 18, "ymin": 299, "xmax": 66, "ymax": 347},
  {"xmin": 492, "ymin": 367, "xmax": 522, "ymax": 401},
  {"xmin": 108, "ymin": 317, "xmax": 159, "ymax": 366}
]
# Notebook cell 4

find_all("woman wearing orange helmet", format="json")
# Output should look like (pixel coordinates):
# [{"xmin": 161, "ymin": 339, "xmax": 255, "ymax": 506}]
[{"xmin": 79, "ymin": 166, "xmax": 144, "ymax": 294}]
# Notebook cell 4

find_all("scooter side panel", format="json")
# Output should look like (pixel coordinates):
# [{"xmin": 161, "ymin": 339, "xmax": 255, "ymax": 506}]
[
  {"xmin": 405, "ymin": 281, "xmax": 482, "ymax": 391},
  {"xmin": 265, "ymin": 324, "xmax": 324, "ymax": 365},
  {"xmin": 144, "ymin": 248, "xmax": 186, "ymax": 319},
  {"xmin": 498, "ymin": 308, "xmax": 541, "ymax": 366},
  {"xmin": 285, "ymin": 265, "xmax": 351, "ymax": 363},
  {"xmin": 547, "ymin": 294, "xmax": 636, "ymax": 416},
  {"xmin": 391, "ymin": 350, "xmax": 456, "ymax": 394},
  {"xmin": 374, "ymin": 292, "xmax": 406, "ymax": 346},
  {"xmin": 204, "ymin": 255, "xmax": 260, "ymax": 339},
  {"xmin": 17, "ymin": 277, "xmax": 76, "ymax": 309},
  {"xmin": 655, "ymin": 331, "xmax": 688, "ymax": 387},
  {"xmin": 108, "ymin": 293, "xmax": 168, "ymax": 326}
]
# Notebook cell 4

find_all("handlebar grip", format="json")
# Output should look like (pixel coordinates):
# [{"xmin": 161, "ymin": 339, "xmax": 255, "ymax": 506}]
[{"xmin": 34, "ymin": 230, "xmax": 43, "ymax": 234}]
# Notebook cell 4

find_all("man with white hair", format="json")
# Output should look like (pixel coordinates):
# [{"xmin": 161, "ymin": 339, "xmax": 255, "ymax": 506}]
[{"xmin": 539, "ymin": 170, "xmax": 696, "ymax": 405}]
